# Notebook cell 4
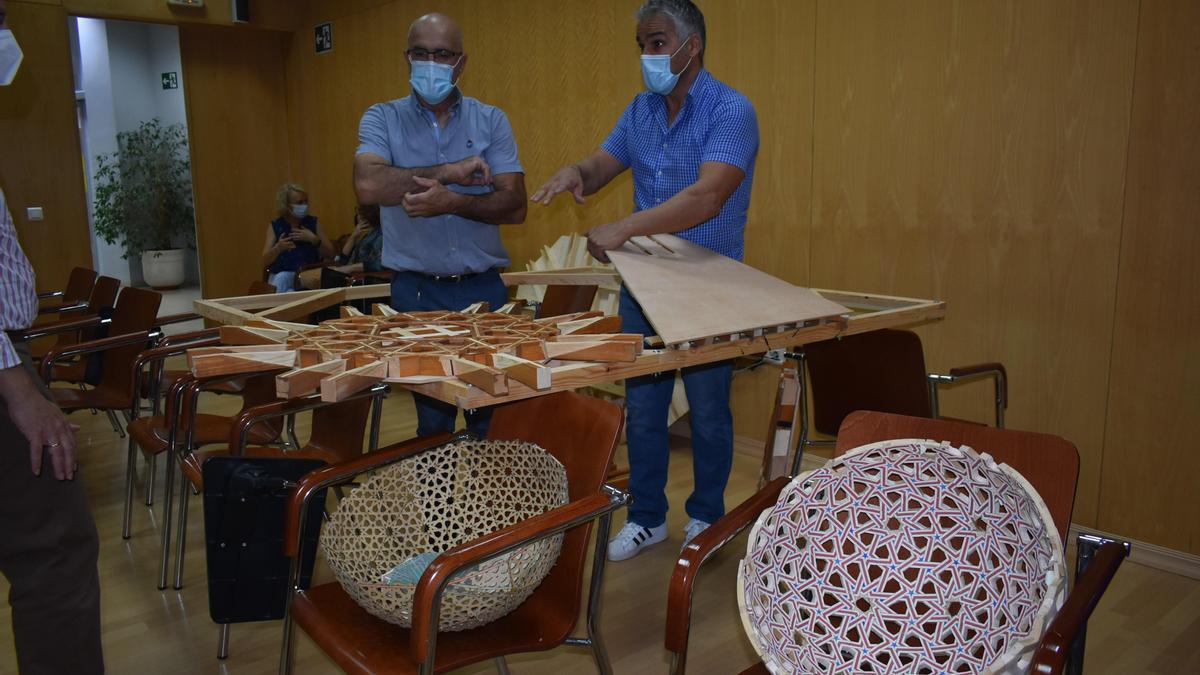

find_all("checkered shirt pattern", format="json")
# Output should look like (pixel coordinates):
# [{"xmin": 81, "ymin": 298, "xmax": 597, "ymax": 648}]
[{"xmin": 602, "ymin": 69, "xmax": 759, "ymax": 260}]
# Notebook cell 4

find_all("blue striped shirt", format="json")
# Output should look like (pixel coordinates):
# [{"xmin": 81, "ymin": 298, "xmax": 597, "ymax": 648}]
[
  {"xmin": 601, "ymin": 69, "xmax": 758, "ymax": 260},
  {"xmin": 357, "ymin": 94, "xmax": 523, "ymax": 275}
]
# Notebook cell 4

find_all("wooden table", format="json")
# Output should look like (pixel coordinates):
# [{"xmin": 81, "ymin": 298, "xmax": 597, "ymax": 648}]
[{"xmin": 194, "ymin": 284, "xmax": 945, "ymax": 410}]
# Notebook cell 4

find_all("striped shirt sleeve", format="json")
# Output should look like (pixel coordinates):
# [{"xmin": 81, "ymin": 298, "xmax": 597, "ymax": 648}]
[{"xmin": 0, "ymin": 189, "xmax": 38, "ymax": 369}]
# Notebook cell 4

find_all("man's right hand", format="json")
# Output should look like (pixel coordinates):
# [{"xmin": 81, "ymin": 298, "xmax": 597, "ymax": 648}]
[
  {"xmin": 442, "ymin": 156, "xmax": 492, "ymax": 186},
  {"xmin": 531, "ymin": 164, "xmax": 586, "ymax": 205},
  {"xmin": 0, "ymin": 365, "xmax": 80, "ymax": 480}
]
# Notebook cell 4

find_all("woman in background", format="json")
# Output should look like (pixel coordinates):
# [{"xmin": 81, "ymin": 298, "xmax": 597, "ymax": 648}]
[
  {"xmin": 262, "ymin": 182, "xmax": 333, "ymax": 291},
  {"xmin": 333, "ymin": 203, "xmax": 383, "ymax": 274}
]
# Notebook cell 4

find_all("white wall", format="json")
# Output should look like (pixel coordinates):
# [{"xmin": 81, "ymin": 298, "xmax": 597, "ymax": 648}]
[
  {"xmin": 75, "ymin": 17, "xmax": 129, "ymax": 285},
  {"xmin": 73, "ymin": 18, "xmax": 199, "ymax": 287}
]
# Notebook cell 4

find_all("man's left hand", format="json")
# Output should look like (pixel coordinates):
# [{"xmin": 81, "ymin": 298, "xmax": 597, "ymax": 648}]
[
  {"xmin": 585, "ymin": 220, "xmax": 632, "ymax": 263},
  {"xmin": 403, "ymin": 176, "xmax": 465, "ymax": 218}
]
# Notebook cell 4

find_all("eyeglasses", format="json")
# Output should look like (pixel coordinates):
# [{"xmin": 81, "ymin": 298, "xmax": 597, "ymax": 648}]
[{"xmin": 405, "ymin": 48, "xmax": 461, "ymax": 63}]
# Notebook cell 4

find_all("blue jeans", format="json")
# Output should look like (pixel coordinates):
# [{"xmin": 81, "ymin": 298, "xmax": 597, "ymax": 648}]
[
  {"xmin": 390, "ymin": 269, "xmax": 509, "ymax": 437},
  {"xmin": 620, "ymin": 287, "xmax": 734, "ymax": 528},
  {"xmin": 267, "ymin": 270, "xmax": 298, "ymax": 292}
]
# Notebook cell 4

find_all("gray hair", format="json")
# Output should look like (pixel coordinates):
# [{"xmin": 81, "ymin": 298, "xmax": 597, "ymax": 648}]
[{"xmin": 636, "ymin": 0, "xmax": 706, "ymax": 58}]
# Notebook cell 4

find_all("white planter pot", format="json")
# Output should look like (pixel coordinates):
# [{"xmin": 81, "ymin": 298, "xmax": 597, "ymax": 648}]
[{"xmin": 141, "ymin": 249, "xmax": 185, "ymax": 289}]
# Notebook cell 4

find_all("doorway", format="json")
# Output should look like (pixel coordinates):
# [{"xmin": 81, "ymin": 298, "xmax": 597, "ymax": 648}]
[{"xmin": 67, "ymin": 17, "xmax": 201, "ymax": 294}]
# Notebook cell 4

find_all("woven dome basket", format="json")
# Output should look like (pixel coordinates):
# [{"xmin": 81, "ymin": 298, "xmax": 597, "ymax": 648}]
[
  {"xmin": 738, "ymin": 439, "xmax": 1066, "ymax": 674},
  {"xmin": 321, "ymin": 438, "xmax": 569, "ymax": 632}
]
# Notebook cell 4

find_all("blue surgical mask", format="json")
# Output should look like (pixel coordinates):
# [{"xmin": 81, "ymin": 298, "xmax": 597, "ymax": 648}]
[
  {"xmin": 0, "ymin": 29, "xmax": 24, "ymax": 87},
  {"xmin": 641, "ymin": 37, "xmax": 693, "ymax": 95},
  {"xmin": 410, "ymin": 57, "xmax": 460, "ymax": 105},
  {"xmin": 290, "ymin": 204, "xmax": 309, "ymax": 218}
]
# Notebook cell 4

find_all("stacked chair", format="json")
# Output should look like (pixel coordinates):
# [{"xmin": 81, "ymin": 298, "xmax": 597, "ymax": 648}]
[{"xmin": 35, "ymin": 265, "xmax": 98, "ymax": 314}]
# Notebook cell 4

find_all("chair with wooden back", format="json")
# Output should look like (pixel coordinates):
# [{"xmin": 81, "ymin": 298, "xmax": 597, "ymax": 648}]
[
  {"xmin": 787, "ymin": 328, "xmax": 1008, "ymax": 474},
  {"xmin": 39, "ymin": 286, "xmax": 162, "ymax": 432},
  {"xmin": 247, "ymin": 279, "xmax": 277, "ymax": 295},
  {"xmin": 30, "ymin": 274, "xmax": 120, "ymax": 366},
  {"xmin": 36, "ymin": 265, "xmax": 97, "ymax": 314},
  {"xmin": 665, "ymin": 410, "xmax": 1128, "ymax": 675},
  {"xmin": 538, "ymin": 284, "xmax": 599, "ymax": 318},
  {"xmin": 279, "ymin": 391, "xmax": 629, "ymax": 674}
]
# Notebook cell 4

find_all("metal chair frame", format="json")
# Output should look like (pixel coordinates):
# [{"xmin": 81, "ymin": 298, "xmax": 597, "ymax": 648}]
[{"xmin": 784, "ymin": 346, "xmax": 1008, "ymax": 476}]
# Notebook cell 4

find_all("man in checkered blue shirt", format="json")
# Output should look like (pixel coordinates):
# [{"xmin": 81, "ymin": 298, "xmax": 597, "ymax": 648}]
[{"xmin": 532, "ymin": 0, "xmax": 758, "ymax": 562}]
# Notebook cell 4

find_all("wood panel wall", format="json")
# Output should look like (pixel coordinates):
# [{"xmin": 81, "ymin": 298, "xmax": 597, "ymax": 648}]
[
  {"xmin": 808, "ymin": 0, "xmax": 1139, "ymax": 528},
  {"xmin": 1100, "ymin": 0, "xmax": 1200, "ymax": 553},
  {"xmin": 286, "ymin": 0, "xmax": 642, "ymax": 256},
  {"xmin": 279, "ymin": 0, "xmax": 1200, "ymax": 551},
  {"xmin": 179, "ymin": 24, "xmax": 292, "ymax": 299},
  {"xmin": 0, "ymin": 0, "xmax": 93, "ymax": 293}
]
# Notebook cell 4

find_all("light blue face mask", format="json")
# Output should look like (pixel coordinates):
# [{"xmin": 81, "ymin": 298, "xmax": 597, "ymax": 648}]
[
  {"xmin": 290, "ymin": 204, "xmax": 309, "ymax": 218},
  {"xmin": 410, "ymin": 57, "xmax": 461, "ymax": 105},
  {"xmin": 640, "ymin": 36, "xmax": 693, "ymax": 95}
]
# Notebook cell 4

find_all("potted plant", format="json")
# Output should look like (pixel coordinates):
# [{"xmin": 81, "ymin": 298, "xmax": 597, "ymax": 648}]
[{"xmin": 93, "ymin": 118, "xmax": 196, "ymax": 289}]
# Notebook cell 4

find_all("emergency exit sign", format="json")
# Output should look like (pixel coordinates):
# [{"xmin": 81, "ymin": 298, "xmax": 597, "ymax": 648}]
[{"xmin": 315, "ymin": 22, "xmax": 333, "ymax": 54}]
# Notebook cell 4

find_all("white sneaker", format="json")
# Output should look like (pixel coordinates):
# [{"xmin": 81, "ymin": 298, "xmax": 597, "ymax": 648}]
[
  {"xmin": 682, "ymin": 518, "xmax": 711, "ymax": 549},
  {"xmin": 607, "ymin": 521, "xmax": 668, "ymax": 561}
]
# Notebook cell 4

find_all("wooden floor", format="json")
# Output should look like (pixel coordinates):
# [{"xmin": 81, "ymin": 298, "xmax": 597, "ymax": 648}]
[{"xmin": 1, "ymin": 379, "xmax": 1199, "ymax": 674}]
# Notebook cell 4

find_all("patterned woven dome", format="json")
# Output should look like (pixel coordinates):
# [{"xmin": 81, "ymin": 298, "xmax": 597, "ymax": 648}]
[
  {"xmin": 322, "ymin": 438, "xmax": 569, "ymax": 632},
  {"xmin": 738, "ymin": 439, "xmax": 1066, "ymax": 674}
]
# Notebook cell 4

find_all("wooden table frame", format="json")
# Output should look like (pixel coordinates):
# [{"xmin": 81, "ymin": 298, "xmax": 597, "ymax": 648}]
[{"xmin": 193, "ymin": 284, "xmax": 945, "ymax": 409}]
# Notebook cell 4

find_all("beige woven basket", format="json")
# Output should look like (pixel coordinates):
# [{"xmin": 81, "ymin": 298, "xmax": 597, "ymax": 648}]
[{"xmin": 321, "ymin": 438, "xmax": 569, "ymax": 632}]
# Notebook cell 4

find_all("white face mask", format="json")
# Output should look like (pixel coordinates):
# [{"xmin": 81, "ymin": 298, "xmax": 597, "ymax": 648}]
[{"xmin": 0, "ymin": 29, "xmax": 24, "ymax": 87}]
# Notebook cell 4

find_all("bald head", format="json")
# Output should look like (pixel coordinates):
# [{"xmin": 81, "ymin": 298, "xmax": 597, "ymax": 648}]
[{"xmin": 407, "ymin": 13, "xmax": 463, "ymax": 53}]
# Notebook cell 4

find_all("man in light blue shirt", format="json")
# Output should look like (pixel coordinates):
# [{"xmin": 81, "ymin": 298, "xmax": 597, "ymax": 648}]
[
  {"xmin": 532, "ymin": 0, "xmax": 758, "ymax": 562},
  {"xmin": 355, "ymin": 12, "xmax": 527, "ymax": 436}
]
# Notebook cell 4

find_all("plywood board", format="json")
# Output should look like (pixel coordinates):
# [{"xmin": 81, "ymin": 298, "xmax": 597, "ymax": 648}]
[{"xmin": 608, "ymin": 235, "xmax": 849, "ymax": 347}]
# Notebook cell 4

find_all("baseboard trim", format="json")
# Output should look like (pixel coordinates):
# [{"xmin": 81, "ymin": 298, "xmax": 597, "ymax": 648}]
[
  {"xmin": 1069, "ymin": 524, "xmax": 1200, "ymax": 581},
  {"xmin": 718, "ymin": 432, "xmax": 1200, "ymax": 580}
]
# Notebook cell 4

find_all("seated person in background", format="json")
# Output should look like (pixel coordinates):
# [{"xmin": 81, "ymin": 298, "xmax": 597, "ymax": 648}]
[
  {"xmin": 262, "ymin": 182, "xmax": 333, "ymax": 291},
  {"xmin": 299, "ymin": 204, "xmax": 384, "ymax": 291},
  {"xmin": 331, "ymin": 204, "xmax": 384, "ymax": 275}
]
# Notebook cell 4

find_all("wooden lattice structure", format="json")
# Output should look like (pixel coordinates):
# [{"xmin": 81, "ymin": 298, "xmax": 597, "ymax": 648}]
[
  {"xmin": 192, "ymin": 281, "xmax": 947, "ymax": 411},
  {"xmin": 188, "ymin": 299, "xmax": 640, "ymax": 403}
]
